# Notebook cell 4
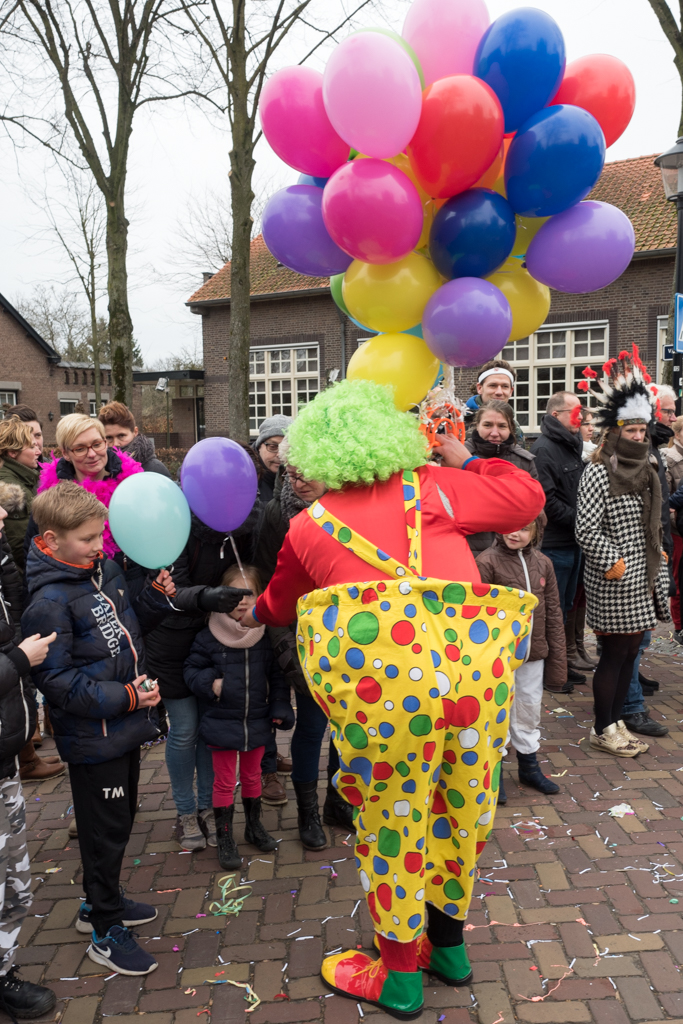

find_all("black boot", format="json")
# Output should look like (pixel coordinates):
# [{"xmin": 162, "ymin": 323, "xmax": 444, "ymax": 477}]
[
  {"xmin": 497, "ymin": 773, "xmax": 507, "ymax": 805},
  {"xmin": 242, "ymin": 796, "xmax": 277, "ymax": 852},
  {"xmin": 0, "ymin": 966, "xmax": 56, "ymax": 1020},
  {"xmin": 322, "ymin": 765, "xmax": 355, "ymax": 832},
  {"xmin": 517, "ymin": 752, "xmax": 560, "ymax": 795},
  {"xmin": 293, "ymin": 779, "xmax": 327, "ymax": 850},
  {"xmin": 214, "ymin": 805, "xmax": 242, "ymax": 870}
]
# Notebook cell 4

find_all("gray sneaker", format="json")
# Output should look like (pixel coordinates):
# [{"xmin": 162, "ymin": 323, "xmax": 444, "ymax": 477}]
[
  {"xmin": 199, "ymin": 808, "xmax": 217, "ymax": 847},
  {"xmin": 179, "ymin": 814, "xmax": 206, "ymax": 851}
]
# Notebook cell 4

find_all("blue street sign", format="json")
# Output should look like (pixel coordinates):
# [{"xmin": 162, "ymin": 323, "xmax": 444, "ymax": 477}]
[
  {"xmin": 676, "ymin": 293, "xmax": 683, "ymax": 353},
  {"xmin": 665, "ymin": 345, "xmax": 674, "ymax": 361}
]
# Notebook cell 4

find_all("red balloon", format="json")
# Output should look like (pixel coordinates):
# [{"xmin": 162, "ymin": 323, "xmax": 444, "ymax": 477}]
[
  {"xmin": 552, "ymin": 55, "xmax": 635, "ymax": 149},
  {"xmin": 407, "ymin": 75, "xmax": 504, "ymax": 199}
]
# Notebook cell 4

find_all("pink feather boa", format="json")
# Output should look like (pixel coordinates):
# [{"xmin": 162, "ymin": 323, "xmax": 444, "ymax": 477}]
[{"xmin": 37, "ymin": 450, "xmax": 144, "ymax": 557}]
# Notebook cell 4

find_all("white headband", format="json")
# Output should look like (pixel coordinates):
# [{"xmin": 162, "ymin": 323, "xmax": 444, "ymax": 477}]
[{"xmin": 478, "ymin": 368, "xmax": 515, "ymax": 385}]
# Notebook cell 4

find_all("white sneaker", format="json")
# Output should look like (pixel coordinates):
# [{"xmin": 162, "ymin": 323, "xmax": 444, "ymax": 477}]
[
  {"xmin": 589, "ymin": 723, "xmax": 640, "ymax": 757},
  {"xmin": 616, "ymin": 720, "xmax": 649, "ymax": 754},
  {"xmin": 179, "ymin": 813, "xmax": 206, "ymax": 851}
]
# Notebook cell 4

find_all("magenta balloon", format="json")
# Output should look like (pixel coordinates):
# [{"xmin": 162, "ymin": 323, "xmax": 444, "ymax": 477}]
[
  {"xmin": 526, "ymin": 200, "xmax": 635, "ymax": 293},
  {"xmin": 180, "ymin": 437, "xmax": 258, "ymax": 534},
  {"xmin": 322, "ymin": 159, "xmax": 423, "ymax": 264},
  {"xmin": 402, "ymin": 0, "xmax": 490, "ymax": 86},
  {"xmin": 423, "ymin": 278, "xmax": 512, "ymax": 367},
  {"xmin": 323, "ymin": 32, "xmax": 423, "ymax": 158},
  {"xmin": 259, "ymin": 66, "xmax": 349, "ymax": 177}
]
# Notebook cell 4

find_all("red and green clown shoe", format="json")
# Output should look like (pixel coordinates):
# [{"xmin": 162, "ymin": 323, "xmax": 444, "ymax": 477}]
[
  {"xmin": 320, "ymin": 951, "xmax": 423, "ymax": 1021},
  {"xmin": 416, "ymin": 933, "xmax": 472, "ymax": 986}
]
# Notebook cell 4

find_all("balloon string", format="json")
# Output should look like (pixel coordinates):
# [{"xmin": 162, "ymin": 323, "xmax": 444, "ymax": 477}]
[{"xmin": 229, "ymin": 534, "xmax": 250, "ymax": 590}]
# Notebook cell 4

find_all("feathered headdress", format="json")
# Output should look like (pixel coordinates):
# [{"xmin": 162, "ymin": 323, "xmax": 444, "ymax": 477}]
[{"xmin": 576, "ymin": 346, "xmax": 657, "ymax": 429}]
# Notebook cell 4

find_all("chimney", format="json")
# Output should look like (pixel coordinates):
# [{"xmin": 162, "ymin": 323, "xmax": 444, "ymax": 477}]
[{"xmin": 202, "ymin": 272, "xmax": 214, "ymax": 283}]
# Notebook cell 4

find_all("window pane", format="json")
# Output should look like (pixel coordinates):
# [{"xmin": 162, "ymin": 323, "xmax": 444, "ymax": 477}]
[
  {"xmin": 590, "ymin": 340, "xmax": 605, "ymax": 356},
  {"xmin": 250, "ymin": 350, "xmax": 265, "ymax": 375},
  {"xmin": 552, "ymin": 331, "xmax": 566, "ymax": 346},
  {"xmin": 60, "ymin": 401, "xmax": 76, "ymax": 417},
  {"xmin": 574, "ymin": 329, "xmax": 589, "ymax": 342},
  {"xmin": 536, "ymin": 335, "xmax": 550, "ymax": 359},
  {"xmin": 249, "ymin": 381, "xmax": 267, "ymax": 432},
  {"xmin": 270, "ymin": 349, "xmax": 291, "ymax": 374},
  {"xmin": 0, "ymin": 392, "xmax": 16, "ymax": 419},
  {"xmin": 502, "ymin": 344, "xmax": 515, "ymax": 361},
  {"xmin": 271, "ymin": 379, "xmax": 292, "ymax": 417},
  {"xmin": 590, "ymin": 328, "xmax": 605, "ymax": 340},
  {"xmin": 552, "ymin": 343, "xmax": 566, "ymax": 358}
]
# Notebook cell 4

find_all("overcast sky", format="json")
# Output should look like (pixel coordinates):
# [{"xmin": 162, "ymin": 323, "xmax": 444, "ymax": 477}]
[{"xmin": 0, "ymin": 0, "xmax": 679, "ymax": 367}]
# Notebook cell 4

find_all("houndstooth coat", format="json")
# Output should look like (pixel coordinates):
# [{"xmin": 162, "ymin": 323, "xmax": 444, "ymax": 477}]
[{"xmin": 575, "ymin": 462, "xmax": 671, "ymax": 634}]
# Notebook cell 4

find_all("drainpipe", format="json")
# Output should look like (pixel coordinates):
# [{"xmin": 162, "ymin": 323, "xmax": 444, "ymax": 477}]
[{"xmin": 334, "ymin": 305, "xmax": 347, "ymax": 379}]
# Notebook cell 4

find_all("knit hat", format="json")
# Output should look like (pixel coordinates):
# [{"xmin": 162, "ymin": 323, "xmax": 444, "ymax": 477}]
[{"xmin": 253, "ymin": 415, "xmax": 292, "ymax": 451}]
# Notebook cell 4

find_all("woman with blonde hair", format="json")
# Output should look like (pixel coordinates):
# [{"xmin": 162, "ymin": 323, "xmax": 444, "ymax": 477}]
[{"xmin": 0, "ymin": 417, "xmax": 39, "ymax": 572}]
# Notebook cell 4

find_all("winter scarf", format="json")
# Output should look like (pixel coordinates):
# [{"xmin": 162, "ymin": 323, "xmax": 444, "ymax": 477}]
[
  {"xmin": 599, "ymin": 431, "xmax": 663, "ymax": 589},
  {"xmin": 122, "ymin": 433, "xmax": 156, "ymax": 467},
  {"xmin": 37, "ymin": 449, "xmax": 144, "ymax": 558},
  {"xmin": 279, "ymin": 473, "xmax": 311, "ymax": 524},
  {"xmin": 208, "ymin": 612, "xmax": 265, "ymax": 648}
]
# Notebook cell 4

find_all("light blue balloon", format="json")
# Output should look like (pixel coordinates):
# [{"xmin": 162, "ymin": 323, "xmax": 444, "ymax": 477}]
[
  {"xmin": 403, "ymin": 324, "xmax": 424, "ymax": 339},
  {"xmin": 108, "ymin": 473, "xmax": 191, "ymax": 570},
  {"xmin": 349, "ymin": 316, "xmax": 378, "ymax": 334}
]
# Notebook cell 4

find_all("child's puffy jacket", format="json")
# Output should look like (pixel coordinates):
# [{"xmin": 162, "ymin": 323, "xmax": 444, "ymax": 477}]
[
  {"xmin": 22, "ymin": 538, "xmax": 169, "ymax": 764},
  {"xmin": 184, "ymin": 629, "xmax": 294, "ymax": 751}
]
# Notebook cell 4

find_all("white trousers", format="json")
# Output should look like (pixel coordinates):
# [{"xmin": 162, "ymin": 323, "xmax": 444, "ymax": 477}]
[{"xmin": 509, "ymin": 659, "xmax": 545, "ymax": 755}]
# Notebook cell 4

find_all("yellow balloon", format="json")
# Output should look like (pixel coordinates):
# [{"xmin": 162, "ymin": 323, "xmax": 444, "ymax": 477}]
[
  {"xmin": 511, "ymin": 215, "xmax": 550, "ymax": 256},
  {"xmin": 486, "ymin": 258, "xmax": 550, "ymax": 342},
  {"xmin": 347, "ymin": 333, "xmax": 440, "ymax": 411},
  {"xmin": 343, "ymin": 252, "xmax": 443, "ymax": 334}
]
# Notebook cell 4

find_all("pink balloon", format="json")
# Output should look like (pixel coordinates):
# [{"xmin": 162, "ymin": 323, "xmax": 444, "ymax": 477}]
[
  {"xmin": 323, "ymin": 33, "xmax": 423, "ymax": 159},
  {"xmin": 402, "ymin": 0, "xmax": 490, "ymax": 86},
  {"xmin": 322, "ymin": 159, "xmax": 423, "ymax": 264},
  {"xmin": 259, "ymin": 66, "xmax": 349, "ymax": 176}
]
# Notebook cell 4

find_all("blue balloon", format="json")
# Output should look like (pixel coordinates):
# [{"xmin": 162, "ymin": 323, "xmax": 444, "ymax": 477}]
[
  {"xmin": 403, "ymin": 324, "xmax": 423, "ymax": 338},
  {"xmin": 297, "ymin": 173, "xmax": 329, "ymax": 188},
  {"xmin": 505, "ymin": 105, "xmax": 606, "ymax": 217},
  {"xmin": 429, "ymin": 188, "xmax": 516, "ymax": 281},
  {"xmin": 109, "ymin": 473, "xmax": 191, "ymax": 570},
  {"xmin": 475, "ymin": 8, "xmax": 565, "ymax": 134}
]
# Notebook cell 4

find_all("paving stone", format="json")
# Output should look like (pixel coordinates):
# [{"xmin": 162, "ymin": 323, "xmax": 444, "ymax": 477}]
[
  {"xmin": 516, "ymin": 1002, "xmax": 591, "ymax": 1022},
  {"xmin": 616, "ymin": 976, "xmax": 664, "ymax": 1020},
  {"xmin": 533, "ymin": 940, "xmax": 570, "ymax": 979},
  {"xmin": 100, "ymin": 975, "xmax": 142, "ymax": 1015},
  {"xmin": 641, "ymin": 949, "xmax": 683, "ymax": 991},
  {"xmin": 471, "ymin": 981, "xmax": 514, "ymax": 1024},
  {"xmin": 502, "ymin": 960, "xmax": 543, "ymax": 999},
  {"xmin": 60, "ymin": 996, "xmax": 100, "ymax": 1024}
]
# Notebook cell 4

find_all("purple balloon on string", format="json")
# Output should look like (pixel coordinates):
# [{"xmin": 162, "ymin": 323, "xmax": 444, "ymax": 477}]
[
  {"xmin": 262, "ymin": 184, "xmax": 353, "ymax": 277},
  {"xmin": 181, "ymin": 437, "xmax": 258, "ymax": 533},
  {"xmin": 526, "ymin": 200, "xmax": 635, "ymax": 293},
  {"xmin": 422, "ymin": 278, "xmax": 512, "ymax": 367}
]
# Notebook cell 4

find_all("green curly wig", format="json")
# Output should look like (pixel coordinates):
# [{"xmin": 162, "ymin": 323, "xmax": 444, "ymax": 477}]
[{"xmin": 285, "ymin": 379, "xmax": 429, "ymax": 490}]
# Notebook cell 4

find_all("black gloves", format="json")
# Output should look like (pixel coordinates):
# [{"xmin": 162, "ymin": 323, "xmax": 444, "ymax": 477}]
[{"xmin": 198, "ymin": 586, "xmax": 252, "ymax": 613}]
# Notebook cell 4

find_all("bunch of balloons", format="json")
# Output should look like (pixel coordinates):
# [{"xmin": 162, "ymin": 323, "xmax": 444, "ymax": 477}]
[
  {"xmin": 109, "ymin": 438, "xmax": 258, "ymax": 569},
  {"xmin": 259, "ymin": 0, "xmax": 637, "ymax": 408}
]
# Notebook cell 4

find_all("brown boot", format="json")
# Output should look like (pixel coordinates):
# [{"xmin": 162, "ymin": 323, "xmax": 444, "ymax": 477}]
[
  {"xmin": 42, "ymin": 705, "xmax": 54, "ymax": 737},
  {"xmin": 276, "ymin": 753, "xmax": 293, "ymax": 774},
  {"xmin": 574, "ymin": 604, "xmax": 598, "ymax": 668},
  {"xmin": 19, "ymin": 741, "xmax": 66, "ymax": 781},
  {"xmin": 32, "ymin": 720, "xmax": 42, "ymax": 748},
  {"xmin": 261, "ymin": 772, "xmax": 288, "ymax": 806}
]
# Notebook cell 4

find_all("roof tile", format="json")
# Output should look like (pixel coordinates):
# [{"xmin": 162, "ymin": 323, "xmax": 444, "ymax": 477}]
[{"xmin": 188, "ymin": 155, "xmax": 676, "ymax": 305}]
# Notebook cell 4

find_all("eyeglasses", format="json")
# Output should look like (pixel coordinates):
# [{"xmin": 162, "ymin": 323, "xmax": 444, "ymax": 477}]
[
  {"xmin": 286, "ymin": 470, "xmax": 305, "ymax": 484},
  {"xmin": 68, "ymin": 439, "xmax": 107, "ymax": 457},
  {"xmin": 262, "ymin": 442, "xmax": 281, "ymax": 453},
  {"xmin": 662, "ymin": 408, "xmax": 677, "ymax": 419}
]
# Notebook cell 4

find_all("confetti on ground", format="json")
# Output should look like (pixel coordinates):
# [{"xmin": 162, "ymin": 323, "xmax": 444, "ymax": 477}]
[{"xmin": 208, "ymin": 874, "xmax": 253, "ymax": 917}]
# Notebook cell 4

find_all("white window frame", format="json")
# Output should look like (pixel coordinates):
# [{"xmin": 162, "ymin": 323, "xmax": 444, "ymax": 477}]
[
  {"xmin": 0, "ymin": 391, "xmax": 17, "ymax": 418},
  {"xmin": 249, "ymin": 344, "xmax": 320, "ymax": 436},
  {"xmin": 657, "ymin": 314, "xmax": 670, "ymax": 383},
  {"xmin": 501, "ymin": 320, "xmax": 609, "ymax": 432}
]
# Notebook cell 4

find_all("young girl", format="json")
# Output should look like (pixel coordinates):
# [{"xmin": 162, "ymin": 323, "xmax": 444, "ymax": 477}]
[
  {"xmin": 184, "ymin": 565, "xmax": 294, "ymax": 870},
  {"xmin": 476, "ymin": 520, "xmax": 565, "ymax": 796}
]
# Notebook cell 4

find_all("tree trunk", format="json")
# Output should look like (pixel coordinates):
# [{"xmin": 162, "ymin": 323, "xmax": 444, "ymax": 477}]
[
  {"xmin": 226, "ymin": 1, "xmax": 256, "ymax": 442},
  {"xmin": 106, "ymin": 187, "xmax": 133, "ymax": 406}
]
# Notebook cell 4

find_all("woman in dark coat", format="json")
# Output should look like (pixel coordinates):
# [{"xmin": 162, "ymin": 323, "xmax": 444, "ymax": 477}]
[
  {"xmin": 465, "ymin": 400, "xmax": 540, "ymax": 555},
  {"xmin": 0, "ymin": 418, "xmax": 39, "ymax": 574},
  {"xmin": 98, "ymin": 401, "xmax": 171, "ymax": 477}
]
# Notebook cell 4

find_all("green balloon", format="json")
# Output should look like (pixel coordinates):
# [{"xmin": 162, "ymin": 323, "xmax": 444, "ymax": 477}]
[{"xmin": 330, "ymin": 274, "xmax": 351, "ymax": 317}]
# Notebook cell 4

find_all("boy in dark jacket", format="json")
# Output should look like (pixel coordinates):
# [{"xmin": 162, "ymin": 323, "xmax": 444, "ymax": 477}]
[
  {"xmin": 0, "ymin": 499, "xmax": 57, "ymax": 1018},
  {"xmin": 184, "ymin": 565, "xmax": 293, "ymax": 871},
  {"xmin": 22, "ymin": 482, "xmax": 175, "ymax": 977}
]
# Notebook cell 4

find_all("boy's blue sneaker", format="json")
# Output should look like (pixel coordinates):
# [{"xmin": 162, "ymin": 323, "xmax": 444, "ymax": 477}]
[
  {"xmin": 87, "ymin": 926, "xmax": 158, "ymax": 975},
  {"xmin": 76, "ymin": 896, "xmax": 158, "ymax": 934}
]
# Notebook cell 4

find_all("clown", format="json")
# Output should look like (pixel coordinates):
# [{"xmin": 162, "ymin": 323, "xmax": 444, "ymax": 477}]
[{"xmin": 242, "ymin": 380, "xmax": 545, "ymax": 1021}]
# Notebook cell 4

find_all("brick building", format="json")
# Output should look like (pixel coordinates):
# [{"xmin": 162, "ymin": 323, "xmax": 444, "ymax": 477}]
[
  {"xmin": 188, "ymin": 154, "xmax": 677, "ymax": 438},
  {"xmin": 0, "ymin": 291, "xmax": 114, "ymax": 444}
]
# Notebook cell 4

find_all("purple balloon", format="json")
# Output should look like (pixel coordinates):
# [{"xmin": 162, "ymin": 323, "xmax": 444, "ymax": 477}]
[
  {"xmin": 262, "ymin": 184, "xmax": 353, "ymax": 277},
  {"xmin": 526, "ymin": 200, "xmax": 635, "ymax": 293},
  {"xmin": 422, "ymin": 278, "xmax": 512, "ymax": 367},
  {"xmin": 181, "ymin": 437, "xmax": 258, "ymax": 533}
]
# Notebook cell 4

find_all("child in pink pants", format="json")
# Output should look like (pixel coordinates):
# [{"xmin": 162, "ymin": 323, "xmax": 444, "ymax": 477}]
[{"xmin": 184, "ymin": 565, "xmax": 294, "ymax": 870}]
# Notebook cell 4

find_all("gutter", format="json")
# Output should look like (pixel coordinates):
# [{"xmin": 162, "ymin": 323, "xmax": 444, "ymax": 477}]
[{"xmin": 186, "ymin": 286, "xmax": 330, "ymax": 310}]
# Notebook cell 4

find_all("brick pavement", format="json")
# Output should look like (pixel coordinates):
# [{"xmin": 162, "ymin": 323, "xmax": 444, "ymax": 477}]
[{"xmin": 11, "ymin": 626, "xmax": 683, "ymax": 1024}]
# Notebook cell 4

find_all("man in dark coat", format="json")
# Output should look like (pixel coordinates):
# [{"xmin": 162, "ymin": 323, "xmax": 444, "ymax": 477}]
[{"xmin": 530, "ymin": 391, "xmax": 586, "ymax": 692}]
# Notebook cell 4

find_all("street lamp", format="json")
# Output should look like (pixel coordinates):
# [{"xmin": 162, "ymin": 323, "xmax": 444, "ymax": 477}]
[{"xmin": 654, "ymin": 138, "xmax": 683, "ymax": 410}]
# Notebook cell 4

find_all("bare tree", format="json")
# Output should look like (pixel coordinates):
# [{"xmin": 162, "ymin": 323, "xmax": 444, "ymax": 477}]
[
  {"xmin": 0, "ymin": 0, "xmax": 198, "ymax": 404},
  {"xmin": 177, "ymin": 0, "xmax": 380, "ymax": 441},
  {"xmin": 14, "ymin": 284, "xmax": 91, "ymax": 360},
  {"xmin": 646, "ymin": 1, "xmax": 683, "ymax": 135}
]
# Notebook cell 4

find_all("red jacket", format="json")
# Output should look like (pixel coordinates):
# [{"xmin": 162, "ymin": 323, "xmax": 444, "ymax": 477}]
[{"xmin": 255, "ymin": 459, "xmax": 545, "ymax": 627}]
